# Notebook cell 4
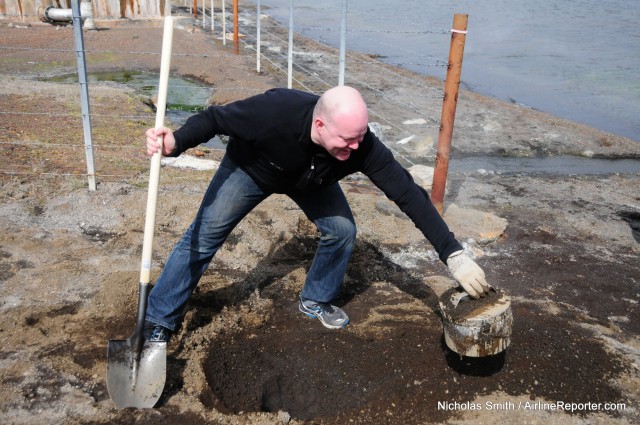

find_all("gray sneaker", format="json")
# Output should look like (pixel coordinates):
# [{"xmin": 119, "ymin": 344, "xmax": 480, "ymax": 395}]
[
  {"xmin": 143, "ymin": 320, "xmax": 172, "ymax": 342},
  {"xmin": 299, "ymin": 297, "xmax": 350, "ymax": 329}
]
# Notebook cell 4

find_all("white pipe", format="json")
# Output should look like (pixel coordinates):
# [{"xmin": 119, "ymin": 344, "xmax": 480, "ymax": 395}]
[
  {"xmin": 44, "ymin": 7, "xmax": 73, "ymax": 21},
  {"xmin": 42, "ymin": 0, "xmax": 96, "ymax": 30},
  {"xmin": 81, "ymin": 0, "xmax": 96, "ymax": 29}
]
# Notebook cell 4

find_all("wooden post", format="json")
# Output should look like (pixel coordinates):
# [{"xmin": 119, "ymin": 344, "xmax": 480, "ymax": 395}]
[
  {"xmin": 193, "ymin": 0, "xmax": 198, "ymax": 18},
  {"xmin": 233, "ymin": 0, "xmax": 239, "ymax": 54},
  {"xmin": 431, "ymin": 14, "xmax": 468, "ymax": 215}
]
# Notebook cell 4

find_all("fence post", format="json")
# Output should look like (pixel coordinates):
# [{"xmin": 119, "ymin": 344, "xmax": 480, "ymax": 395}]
[
  {"xmin": 287, "ymin": 0, "xmax": 294, "ymax": 88},
  {"xmin": 71, "ymin": 0, "xmax": 96, "ymax": 191},
  {"xmin": 256, "ymin": 0, "xmax": 261, "ymax": 73},
  {"xmin": 338, "ymin": 0, "xmax": 347, "ymax": 86},
  {"xmin": 431, "ymin": 14, "xmax": 468, "ymax": 214},
  {"xmin": 222, "ymin": 0, "xmax": 226, "ymax": 45},
  {"xmin": 233, "ymin": 0, "xmax": 239, "ymax": 54}
]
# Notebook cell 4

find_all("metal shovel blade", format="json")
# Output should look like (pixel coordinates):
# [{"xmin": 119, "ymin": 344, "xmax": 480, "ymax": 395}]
[{"xmin": 107, "ymin": 337, "xmax": 166, "ymax": 408}]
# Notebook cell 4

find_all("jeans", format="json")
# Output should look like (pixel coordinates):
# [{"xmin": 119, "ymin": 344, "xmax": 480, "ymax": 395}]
[{"xmin": 146, "ymin": 155, "xmax": 357, "ymax": 331}]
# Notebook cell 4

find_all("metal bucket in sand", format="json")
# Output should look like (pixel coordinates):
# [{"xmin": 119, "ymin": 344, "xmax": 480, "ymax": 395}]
[{"xmin": 439, "ymin": 287, "xmax": 512, "ymax": 357}]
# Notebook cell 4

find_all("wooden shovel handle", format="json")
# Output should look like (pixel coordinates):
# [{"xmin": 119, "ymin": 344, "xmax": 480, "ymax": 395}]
[{"xmin": 140, "ymin": 16, "xmax": 174, "ymax": 285}]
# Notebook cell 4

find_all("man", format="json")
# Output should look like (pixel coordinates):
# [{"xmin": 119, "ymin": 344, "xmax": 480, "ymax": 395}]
[{"xmin": 143, "ymin": 86, "xmax": 489, "ymax": 341}]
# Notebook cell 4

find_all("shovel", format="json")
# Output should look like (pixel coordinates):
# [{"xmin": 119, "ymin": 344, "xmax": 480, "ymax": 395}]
[{"xmin": 107, "ymin": 16, "xmax": 174, "ymax": 409}]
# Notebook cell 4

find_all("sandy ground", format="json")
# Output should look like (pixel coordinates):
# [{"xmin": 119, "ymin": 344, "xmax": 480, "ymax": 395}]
[{"xmin": 1, "ymin": 3, "xmax": 639, "ymax": 424}]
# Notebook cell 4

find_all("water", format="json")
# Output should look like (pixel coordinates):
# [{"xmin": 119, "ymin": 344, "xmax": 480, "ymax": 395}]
[
  {"xmin": 43, "ymin": 70, "xmax": 211, "ymax": 113},
  {"xmin": 254, "ymin": 0, "xmax": 640, "ymax": 141},
  {"xmin": 449, "ymin": 156, "xmax": 640, "ymax": 176}
]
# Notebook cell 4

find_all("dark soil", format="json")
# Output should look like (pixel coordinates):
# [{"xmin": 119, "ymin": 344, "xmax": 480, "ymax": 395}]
[
  {"xmin": 197, "ymin": 241, "xmax": 630, "ymax": 424},
  {"xmin": 440, "ymin": 286, "xmax": 507, "ymax": 321}
]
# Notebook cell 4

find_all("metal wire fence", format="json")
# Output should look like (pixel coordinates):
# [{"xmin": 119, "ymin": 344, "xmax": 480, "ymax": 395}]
[{"xmin": 0, "ymin": 1, "xmax": 453, "ymax": 188}]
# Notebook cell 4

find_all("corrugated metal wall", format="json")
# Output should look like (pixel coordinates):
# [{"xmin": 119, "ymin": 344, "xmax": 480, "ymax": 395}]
[{"xmin": 0, "ymin": 0, "xmax": 170, "ymax": 19}]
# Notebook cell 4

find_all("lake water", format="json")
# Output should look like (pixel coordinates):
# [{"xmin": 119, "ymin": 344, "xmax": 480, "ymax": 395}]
[{"xmin": 254, "ymin": 0, "xmax": 640, "ymax": 142}]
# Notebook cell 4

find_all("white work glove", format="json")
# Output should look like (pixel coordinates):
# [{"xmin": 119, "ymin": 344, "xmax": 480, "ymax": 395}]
[{"xmin": 446, "ymin": 250, "xmax": 491, "ymax": 299}]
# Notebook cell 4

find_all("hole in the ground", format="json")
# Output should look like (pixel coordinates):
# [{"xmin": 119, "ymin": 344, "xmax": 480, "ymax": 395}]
[
  {"xmin": 197, "ymin": 241, "xmax": 448, "ymax": 422},
  {"xmin": 200, "ymin": 310, "xmax": 443, "ymax": 421}
]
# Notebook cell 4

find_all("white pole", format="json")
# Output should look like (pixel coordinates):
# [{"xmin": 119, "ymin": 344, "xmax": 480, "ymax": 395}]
[
  {"xmin": 222, "ymin": 0, "xmax": 226, "ymax": 45},
  {"xmin": 71, "ymin": 0, "xmax": 96, "ymax": 191},
  {"xmin": 211, "ymin": 0, "xmax": 214, "ymax": 32},
  {"xmin": 288, "ymin": 0, "xmax": 294, "ymax": 89},
  {"xmin": 202, "ymin": 3, "xmax": 206, "ymax": 28},
  {"xmin": 256, "ymin": 0, "xmax": 261, "ymax": 73},
  {"xmin": 338, "ymin": 0, "xmax": 347, "ymax": 86}
]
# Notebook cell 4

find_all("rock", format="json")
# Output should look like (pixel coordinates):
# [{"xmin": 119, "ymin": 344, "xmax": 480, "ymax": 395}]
[
  {"xmin": 581, "ymin": 150, "xmax": 595, "ymax": 158},
  {"xmin": 408, "ymin": 164, "xmax": 435, "ymax": 189},
  {"xmin": 161, "ymin": 155, "xmax": 219, "ymax": 171},
  {"xmin": 368, "ymin": 122, "xmax": 390, "ymax": 140},
  {"xmin": 397, "ymin": 135, "xmax": 415, "ymax": 145},
  {"xmin": 397, "ymin": 135, "xmax": 436, "ymax": 157},
  {"xmin": 443, "ymin": 204, "xmax": 508, "ymax": 244},
  {"xmin": 375, "ymin": 200, "xmax": 406, "ymax": 219},
  {"xmin": 403, "ymin": 118, "xmax": 427, "ymax": 125}
]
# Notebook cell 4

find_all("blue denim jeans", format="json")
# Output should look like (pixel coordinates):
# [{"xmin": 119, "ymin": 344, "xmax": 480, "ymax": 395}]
[{"xmin": 146, "ymin": 155, "xmax": 356, "ymax": 331}]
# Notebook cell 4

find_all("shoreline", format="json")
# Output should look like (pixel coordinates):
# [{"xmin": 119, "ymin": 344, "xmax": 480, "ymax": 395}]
[
  {"xmin": 249, "ymin": 0, "xmax": 640, "ymax": 143},
  {"xmin": 228, "ymin": 3, "xmax": 640, "ymax": 160}
]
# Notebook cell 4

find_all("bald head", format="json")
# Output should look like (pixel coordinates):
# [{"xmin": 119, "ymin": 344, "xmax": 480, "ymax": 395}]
[
  {"xmin": 311, "ymin": 86, "xmax": 369, "ymax": 161},
  {"xmin": 313, "ymin": 86, "xmax": 368, "ymax": 126}
]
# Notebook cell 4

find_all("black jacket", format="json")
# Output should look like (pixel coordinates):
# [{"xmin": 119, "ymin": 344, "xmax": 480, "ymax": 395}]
[{"xmin": 172, "ymin": 88, "xmax": 462, "ymax": 262}]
